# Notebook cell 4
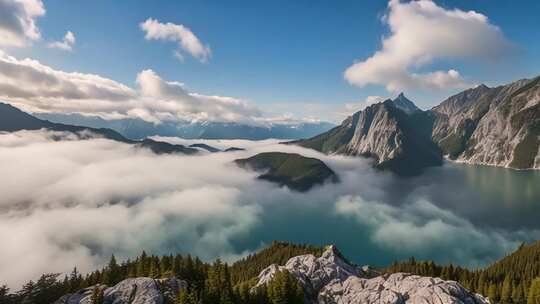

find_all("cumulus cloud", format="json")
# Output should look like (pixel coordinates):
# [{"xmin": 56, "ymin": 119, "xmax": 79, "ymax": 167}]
[
  {"xmin": 47, "ymin": 30, "xmax": 76, "ymax": 51},
  {"xmin": 344, "ymin": 0, "xmax": 512, "ymax": 92},
  {"xmin": 0, "ymin": 0, "xmax": 45, "ymax": 47},
  {"xmin": 0, "ymin": 51, "xmax": 264, "ymax": 124},
  {"xmin": 140, "ymin": 18, "xmax": 211, "ymax": 63},
  {"xmin": 135, "ymin": 69, "xmax": 262, "ymax": 124}
]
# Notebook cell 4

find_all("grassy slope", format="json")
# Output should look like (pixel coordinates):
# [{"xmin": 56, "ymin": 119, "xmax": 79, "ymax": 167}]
[{"xmin": 235, "ymin": 152, "xmax": 338, "ymax": 192}]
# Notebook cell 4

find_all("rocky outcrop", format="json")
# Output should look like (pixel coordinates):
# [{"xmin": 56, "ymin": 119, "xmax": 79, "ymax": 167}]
[
  {"xmin": 431, "ymin": 77, "xmax": 539, "ymax": 169},
  {"xmin": 253, "ymin": 246, "xmax": 488, "ymax": 304},
  {"xmin": 252, "ymin": 245, "xmax": 371, "ymax": 299},
  {"xmin": 54, "ymin": 277, "xmax": 186, "ymax": 304},
  {"xmin": 293, "ymin": 95, "xmax": 442, "ymax": 176},
  {"xmin": 294, "ymin": 75, "xmax": 540, "ymax": 173},
  {"xmin": 319, "ymin": 274, "xmax": 488, "ymax": 304}
]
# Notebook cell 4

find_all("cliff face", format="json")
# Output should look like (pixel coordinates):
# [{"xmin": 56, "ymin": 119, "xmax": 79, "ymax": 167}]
[
  {"xmin": 294, "ymin": 75, "xmax": 540, "ymax": 173},
  {"xmin": 432, "ymin": 77, "xmax": 540, "ymax": 169},
  {"xmin": 293, "ymin": 97, "xmax": 442, "ymax": 176},
  {"xmin": 253, "ymin": 246, "xmax": 488, "ymax": 304}
]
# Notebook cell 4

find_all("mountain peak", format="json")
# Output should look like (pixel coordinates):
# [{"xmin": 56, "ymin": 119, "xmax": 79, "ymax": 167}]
[{"xmin": 391, "ymin": 93, "xmax": 420, "ymax": 114}]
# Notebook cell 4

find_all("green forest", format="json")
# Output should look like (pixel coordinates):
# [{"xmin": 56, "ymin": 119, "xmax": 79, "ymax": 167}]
[
  {"xmin": 2, "ymin": 240, "xmax": 540, "ymax": 304},
  {"xmin": 0, "ymin": 241, "xmax": 318, "ymax": 304},
  {"xmin": 386, "ymin": 241, "xmax": 540, "ymax": 304}
]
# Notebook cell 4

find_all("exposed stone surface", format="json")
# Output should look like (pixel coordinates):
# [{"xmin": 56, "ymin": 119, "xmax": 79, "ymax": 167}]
[
  {"xmin": 253, "ymin": 245, "xmax": 366, "ymax": 299},
  {"xmin": 319, "ymin": 274, "xmax": 488, "ymax": 304},
  {"xmin": 254, "ymin": 246, "xmax": 488, "ymax": 304},
  {"xmin": 54, "ymin": 285, "xmax": 106, "ymax": 304},
  {"xmin": 295, "ymin": 75, "xmax": 540, "ymax": 172},
  {"xmin": 293, "ymin": 96, "xmax": 442, "ymax": 176},
  {"xmin": 54, "ymin": 277, "xmax": 186, "ymax": 304},
  {"xmin": 431, "ymin": 77, "xmax": 539, "ymax": 169}
]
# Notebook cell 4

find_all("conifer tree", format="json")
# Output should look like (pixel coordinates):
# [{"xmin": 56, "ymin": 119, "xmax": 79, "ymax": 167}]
[
  {"xmin": 528, "ymin": 278, "xmax": 540, "ymax": 304},
  {"xmin": 90, "ymin": 286, "xmax": 104, "ymax": 304},
  {"xmin": 513, "ymin": 282, "xmax": 525, "ymax": 304},
  {"xmin": 489, "ymin": 283, "xmax": 500, "ymax": 303},
  {"xmin": 267, "ymin": 270, "xmax": 303, "ymax": 304},
  {"xmin": 502, "ymin": 274, "xmax": 514, "ymax": 303}
]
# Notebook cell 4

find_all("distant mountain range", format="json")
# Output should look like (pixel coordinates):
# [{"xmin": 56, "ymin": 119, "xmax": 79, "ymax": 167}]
[
  {"xmin": 0, "ymin": 103, "xmax": 208, "ymax": 155},
  {"xmin": 34, "ymin": 112, "xmax": 335, "ymax": 141},
  {"xmin": 293, "ymin": 76, "xmax": 540, "ymax": 175}
]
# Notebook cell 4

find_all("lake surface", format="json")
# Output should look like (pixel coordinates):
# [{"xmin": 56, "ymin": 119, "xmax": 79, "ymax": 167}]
[{"xmin": 229, "ymin": 161, "xmax": 540, "ymax": 269}]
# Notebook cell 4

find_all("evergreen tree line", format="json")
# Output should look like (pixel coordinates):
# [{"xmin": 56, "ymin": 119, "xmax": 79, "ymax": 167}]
[
  {"xmin": 386, "ymin": 242, "xmax": 540, "ymax": 304},
  {"xmin": 0, "ymin": 241, "xmax": 319, "ymax": 304}
]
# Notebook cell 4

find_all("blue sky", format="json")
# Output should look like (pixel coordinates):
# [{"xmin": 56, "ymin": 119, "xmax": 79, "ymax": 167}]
[{"xmin": 3, "ymin": 0, "xmax": 540, "ymax": 123}]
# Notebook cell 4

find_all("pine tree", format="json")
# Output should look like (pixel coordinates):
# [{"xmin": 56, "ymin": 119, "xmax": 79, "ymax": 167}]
[
  {"xmin": 267, "ymin": 270, "xmax": 303, "ymax": 304},
  {"xmin": 149, "ymin": 257, "xmax": 160, "ymax": 279},
  {"xmin": 0, "ymin": 285, "xmax": 10, "ymax": 303},
  {"xmin": 528, "ymin": 278, "xmax": 540, "ymax": 304},
  {"xmin": 513, "ymin": 282, "xmax": 525, "ymax": 304},
  {"xmin": 502, "ymin": 274, "xmax": 514, "ymax": 303},
  {"xmin": 90, "ymin": 286, "xmax": 104, "ymax": 304},
  {"xmin": 136, "ymin": 251, "xmax": 148, "ymax": 277},
  {"xmin": 489, "ymin": 283, "xmax": 500, "ymax": 303}
]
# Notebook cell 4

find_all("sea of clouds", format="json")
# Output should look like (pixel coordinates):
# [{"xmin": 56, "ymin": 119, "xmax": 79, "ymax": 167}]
[{"xmin": 0, "ymin": 130, "xmax": 537, "ymax": 289}]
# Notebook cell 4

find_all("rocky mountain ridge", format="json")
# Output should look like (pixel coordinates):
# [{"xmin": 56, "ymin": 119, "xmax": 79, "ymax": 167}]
[
  {"xmin": 253, "ymin": 245, "xmax": 488, "ymax": 304},
  {"xmin": 292, "ymin": 95, "xmax": 442, "ymax": 176},
  {"xmin": 35, "ymin": 112, "xmax": 335, "ymax": 141},
  {"xmin": 431, "ymin": 77, "xmax": 539, "ymax": 169},
  {"xmin": 294, "ymin": 75, "xmax": 540, "ymax": 174},
  {"xmin": 0, "ymin": 102, "xmax": 243, "ymax": 156}
]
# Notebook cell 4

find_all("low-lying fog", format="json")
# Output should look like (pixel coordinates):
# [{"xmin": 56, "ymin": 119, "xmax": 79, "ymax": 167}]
[{"xmin": 1, "ymin": 130, "xmax": 539, "ymax": 288}]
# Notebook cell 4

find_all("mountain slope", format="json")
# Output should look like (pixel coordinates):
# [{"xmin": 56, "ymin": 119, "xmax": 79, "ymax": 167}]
[
  {"xmin": 234, "ymin": 152, "xmax": 338, "ymax": 191},
  {"xmin": 0, "ymin": 103, "xmax": 131, "ymax": 143},
  {"xmin": 292, "ymin": 95, "xmax": 442, "ymax": 176},
  {"xmin": 431, "ymin": 77, "xmax": 540, "ymax": 169},
  {"xmin": 294, "ymin": 75, "xmax": 539, "ymax": 173},
  {"xmin": 387, "ymin": 239, "xmax": 540, "ymax": 303},
  {"xmin": 0, "ymin": 103, "xmax": 199, "ymax": 155}
]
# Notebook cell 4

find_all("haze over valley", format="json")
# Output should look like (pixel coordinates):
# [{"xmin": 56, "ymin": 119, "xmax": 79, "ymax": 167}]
[{"xmin": 0, "ymin": 0, "xmax": 539, "ymax": 303}]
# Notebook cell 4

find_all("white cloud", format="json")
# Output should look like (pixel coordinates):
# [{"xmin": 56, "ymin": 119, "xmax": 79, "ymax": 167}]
[
  {"xmin": 140, "ymin": 18, "xmax": 211, "ymax": 63},
  {"xmin": 344, "ymin": 0, "xmax": 512, "ymax": 92},
  {"xmin": 136, "ymin": 69, "xmax": 262, "ymax": 124},
  {"xmin": 0, "ymin": 0, "xmax": 45, "ymax": 47},
  {"xmin": 48, "ymin": 30, "xmax": 76, "ymax": 51},
  {"xmin": 0, "ymin": 51, "xmax": 265, "ymax": 124},
  {"xmin": 0, "ymin": 130, "xmax": 537, "ymax": 289},
  {"xmin": 334, "ymin": 196, "xmax": 527, "ymax": 266}
]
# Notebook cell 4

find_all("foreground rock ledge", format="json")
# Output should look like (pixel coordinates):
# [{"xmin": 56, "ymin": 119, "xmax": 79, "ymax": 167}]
[{"xmin": 253, "ymin": 245, "xmax": 489, "ymax": 304}]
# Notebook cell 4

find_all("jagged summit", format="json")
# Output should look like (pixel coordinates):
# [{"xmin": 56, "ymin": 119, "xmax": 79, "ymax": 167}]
[
  {"xmin": 391, "ymin": 92, "xmax": 421, "ymax": 114},
  {"xmin": 253, "ymin": 245, "xmax": 488, "ymax": 304}
]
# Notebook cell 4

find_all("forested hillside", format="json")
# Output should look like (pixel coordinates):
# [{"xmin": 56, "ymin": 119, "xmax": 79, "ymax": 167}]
[
  {"xmin": 386, "ymin": 241, "xmax": 540, "ymax": 304},
  {"xmin": 0, "ymin": 241, "xmax": 320, "ymax": 304}
]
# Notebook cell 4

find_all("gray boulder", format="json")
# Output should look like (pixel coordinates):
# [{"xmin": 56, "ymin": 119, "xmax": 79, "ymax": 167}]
[
  {"xmin": 319, "ymin": 273, "xmax": 488, "ymax": 304},
  {"xmin": 54, "ymin": 277, "xmax": 186, "ymax": 304}
]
